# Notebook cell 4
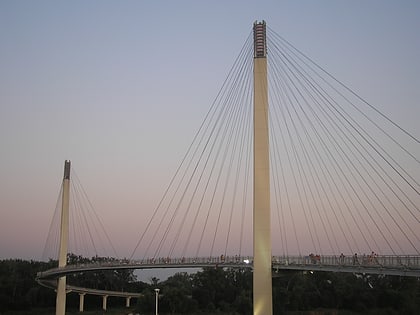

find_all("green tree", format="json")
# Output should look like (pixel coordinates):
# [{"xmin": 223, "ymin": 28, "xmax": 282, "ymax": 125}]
[
  {"xmin": 136, "ymin": 288, "xmax": 154, "ymax": 314},
  {"xmin": 0, "ymin": 259, "xmax": 56, "ymax": 311},
  {"xmin": 160, "ymin": 272, "xmax": 198, "ymax": 314},
  {"xmin": 191, "ymin": 267, "xmax": 251, "ymax": 313}
]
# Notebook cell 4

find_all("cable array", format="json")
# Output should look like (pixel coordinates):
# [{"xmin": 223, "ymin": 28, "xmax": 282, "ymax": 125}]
[
  {"xmin": 130, "ymin": 32, "xmax": 255, "ymax": 260},
  {"xmin": 42, "ymin": 168, "xmax": 118, "ymax": 261},
  {"xmin": 130, "ymin": 27, "xmax": 419, "ymax": 260},
  {"xmin": 267, "ymin": 27, "xmax": 419, "ymax": 256},
  {"xmin": 45, "ymin": 26, "xmax": 419, "ymax": 262}
]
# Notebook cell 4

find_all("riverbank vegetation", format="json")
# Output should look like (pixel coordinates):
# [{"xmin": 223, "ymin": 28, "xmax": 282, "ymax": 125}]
[{"xmin": 0, "ymin": 257, "xmax": 419, "ymax": 314}]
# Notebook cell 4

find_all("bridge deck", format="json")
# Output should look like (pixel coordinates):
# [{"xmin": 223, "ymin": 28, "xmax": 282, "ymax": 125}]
[
  {"xmin": 37, "ymin": 254, "xmax": 420, "ymax": 280},
  {"xmin": 35, "ymin": 255, "xmax": 420, "ymax": 300}
]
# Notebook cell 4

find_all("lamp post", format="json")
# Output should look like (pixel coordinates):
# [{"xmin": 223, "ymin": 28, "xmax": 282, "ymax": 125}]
[{"xmin": 154, "ymin": 288, "xmax": 160, "ymax": 315}]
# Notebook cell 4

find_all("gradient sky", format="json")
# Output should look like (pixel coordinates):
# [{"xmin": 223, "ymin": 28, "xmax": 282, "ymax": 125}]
[{"xmin": 1, "ymin": 0, "xmax": 419, "ymax": 260}]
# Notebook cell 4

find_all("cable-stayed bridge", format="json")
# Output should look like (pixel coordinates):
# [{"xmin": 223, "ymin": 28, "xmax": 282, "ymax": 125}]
[{"xmin": 37, "ymin": 21, "xmax": 419, "ymax": 314}]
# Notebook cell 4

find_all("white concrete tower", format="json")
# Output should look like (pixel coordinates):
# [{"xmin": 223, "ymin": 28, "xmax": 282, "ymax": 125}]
[
  {"xmin": 253, "ymin": 21, "xmax": 272, "ymax": 315},
  {"xmin": 56, "ymin": 160, "xmax": 70, "ymax": 315}
]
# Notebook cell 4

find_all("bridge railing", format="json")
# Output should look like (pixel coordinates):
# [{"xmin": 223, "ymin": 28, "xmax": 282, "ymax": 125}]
[
  {"xmin": 74, "ymin": 254, "xmax": 420, "ymax": 269},
  {"xmin": 129, "ymin": 255, "xmax": 253, "ymax": 265},
  {"xmin": 272, "ymin": 255, "xmax": 420, "ymax": 268}
]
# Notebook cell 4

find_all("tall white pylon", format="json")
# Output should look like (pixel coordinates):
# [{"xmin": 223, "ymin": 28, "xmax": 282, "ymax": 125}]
[
  {"xmin": 253, "ymin": 21, "xmax": 273, "ymax": 315},
  {"xmin": 56, "ymin": 160, "xmax": 70, "ymax": 315}
]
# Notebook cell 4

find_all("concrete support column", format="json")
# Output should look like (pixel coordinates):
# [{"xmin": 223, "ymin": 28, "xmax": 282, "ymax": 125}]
[
  {"xmin": 79, "ymin": 293, "xmax": 86, "ymax": 312},
  {"xmin": 56, "ymin": 278, "xmax": 66, "ymax": 315},
  {"xmin": 126, "ymin": 296, "xmax": 131, "ymax": 307},
  {"xmin": 56, "ymin": 160, "xmax": 71, "ymax": 315},
  {"xmin": 253, "ymin": 21, "xmax": 272, "ymax": 315},
  {"xmin": 102, "ymin": 295, "xmax": 108, "ymax": 311}
]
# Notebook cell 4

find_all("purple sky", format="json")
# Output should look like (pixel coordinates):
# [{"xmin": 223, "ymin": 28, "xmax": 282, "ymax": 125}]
[{"xmin": 1, "ymin": 1, "xmax": 419, "ymax": 260}]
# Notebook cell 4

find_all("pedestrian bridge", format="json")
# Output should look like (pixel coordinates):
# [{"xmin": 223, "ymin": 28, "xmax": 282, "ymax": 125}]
[
  {"xmin": 37, "ymin": 254, "xmax": 420, "ymax": 280},
  {"xmin": 40, "ymin": 20, "xmax": 419, "ymax": 315},
  {"xmin": 36, "ymin": 254, "xmax": 420, "ymax": 312}
]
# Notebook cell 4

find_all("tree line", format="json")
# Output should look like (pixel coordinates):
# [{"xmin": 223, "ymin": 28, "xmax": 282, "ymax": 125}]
[{"xmin": 0, "ymin": 255, "xmax": 419, "ymax": 314}]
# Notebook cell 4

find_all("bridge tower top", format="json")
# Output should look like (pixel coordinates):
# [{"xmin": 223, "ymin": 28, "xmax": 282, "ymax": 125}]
[
  {"xmin": 63, "ymin": 160, "xmax": 71, "ymax": 180},
  {"xmin": 253, "ymin": 20, "xmax": 266, "ymax": 58}
]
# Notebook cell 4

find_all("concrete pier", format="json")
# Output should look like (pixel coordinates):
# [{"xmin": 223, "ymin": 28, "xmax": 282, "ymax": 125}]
[
  {"xmin": 79, "ymin": 293, "xmax": 86, "ymax": 312},
  {"xmin": 102, "ymin": 295, "xmax": 108, "ymax": 311}
]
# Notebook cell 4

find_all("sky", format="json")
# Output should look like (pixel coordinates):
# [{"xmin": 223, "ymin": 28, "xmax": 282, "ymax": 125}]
[{"xmin": 1, "ymin": 0, "xmax": 419, "ymax": 261}]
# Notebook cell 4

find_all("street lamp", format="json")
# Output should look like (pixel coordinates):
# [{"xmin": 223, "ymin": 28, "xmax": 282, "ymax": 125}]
[{"xmin": 154, "ymin": 288, "xmax": 160, "ymax": 315}]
